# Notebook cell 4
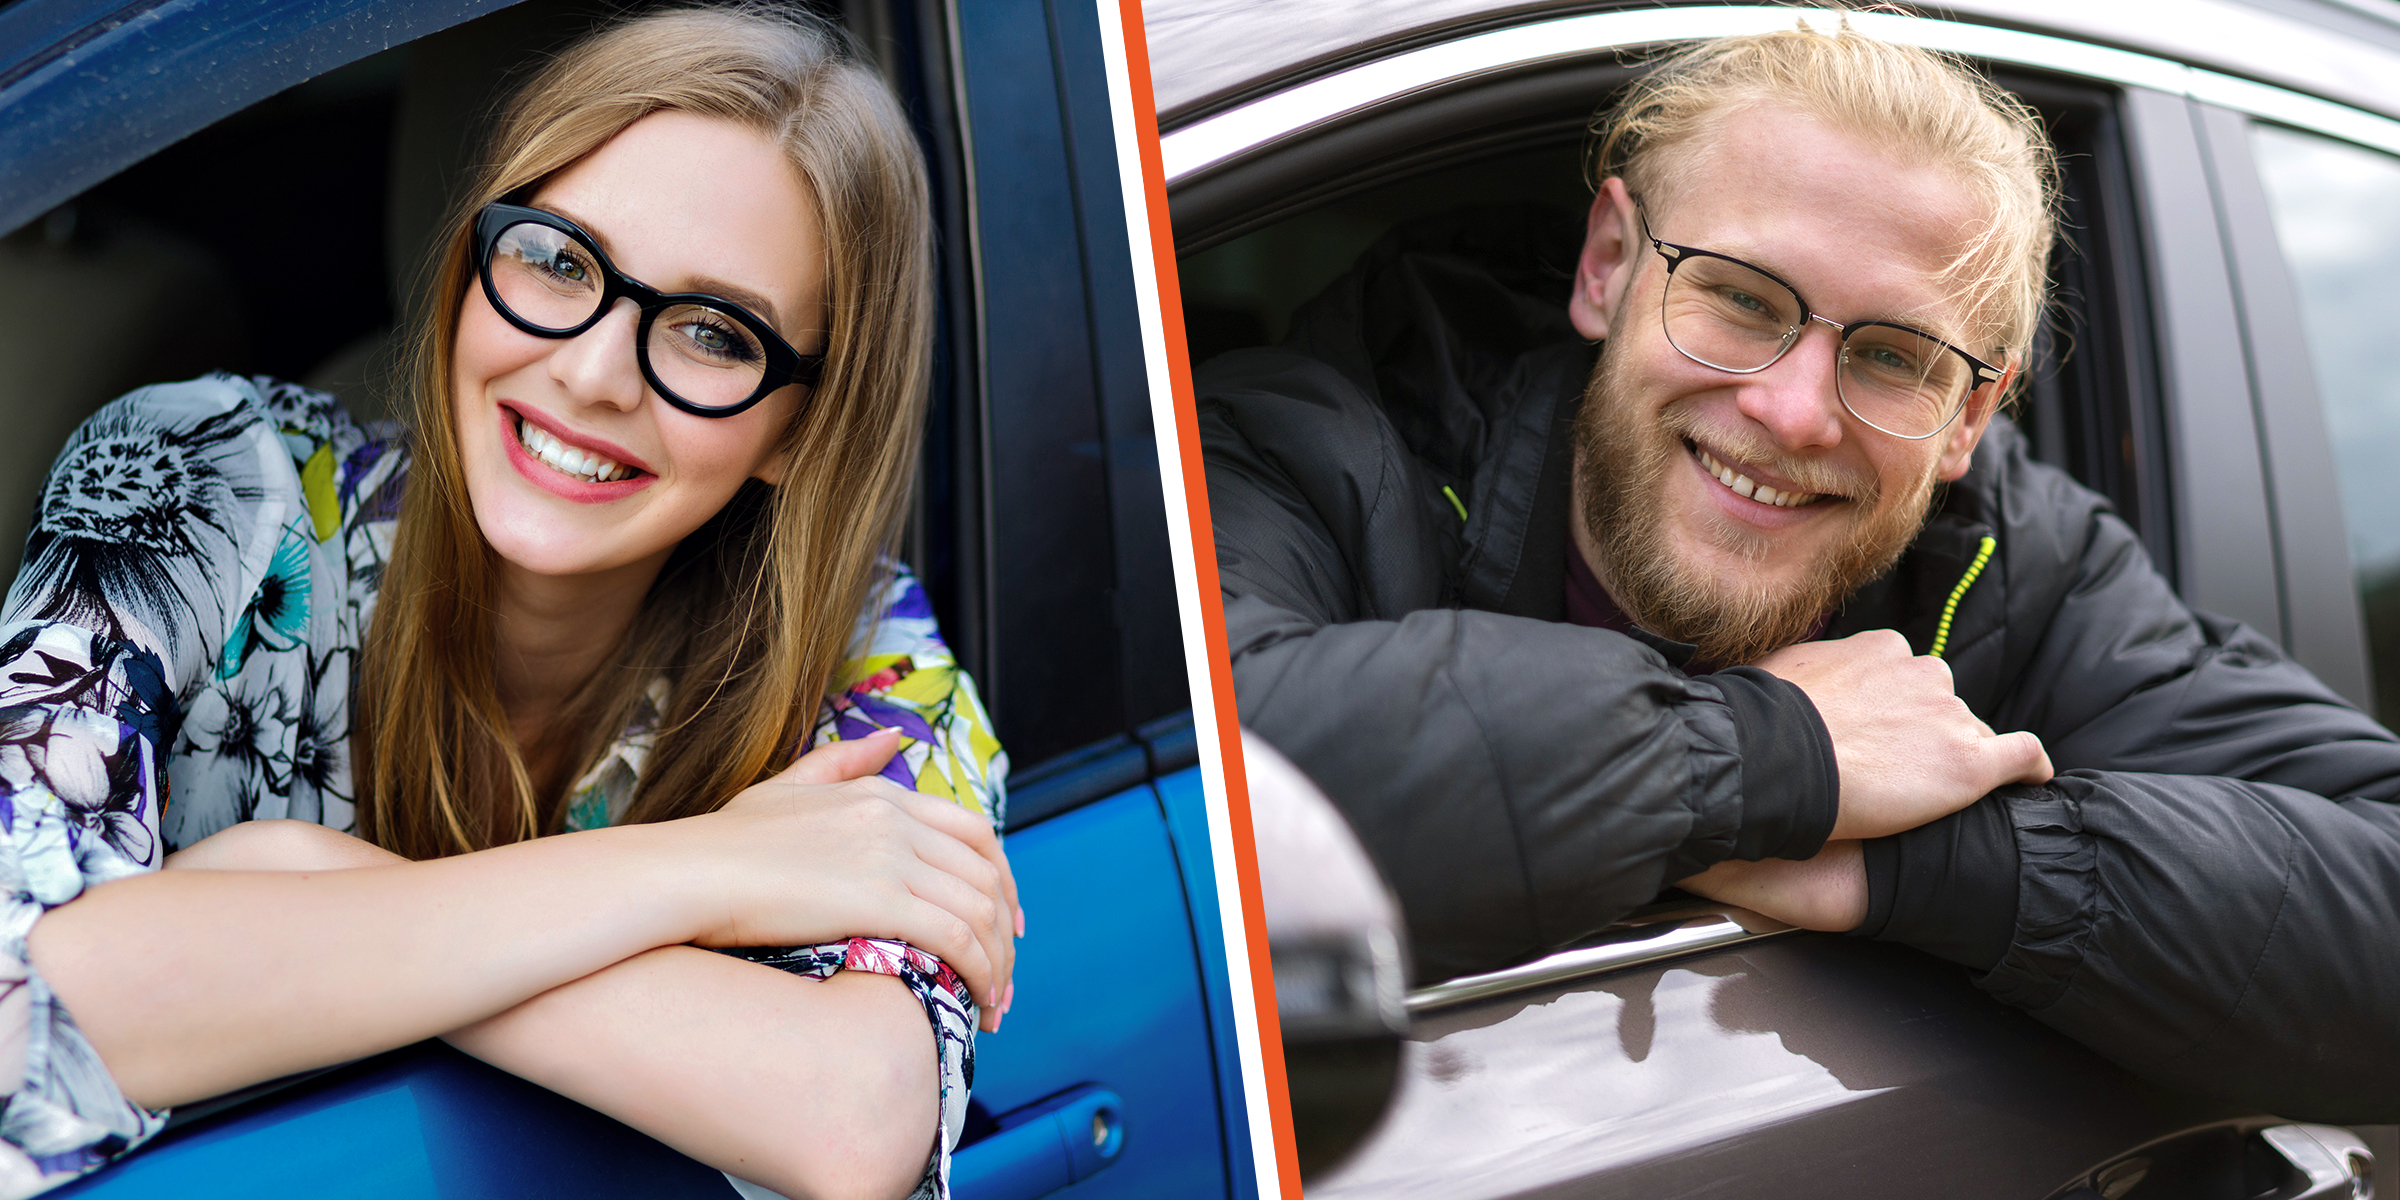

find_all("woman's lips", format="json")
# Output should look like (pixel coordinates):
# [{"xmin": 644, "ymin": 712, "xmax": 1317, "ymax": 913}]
[{"xmin": 497, "ymin": 405, "xmax": 655, "ymax": 503}]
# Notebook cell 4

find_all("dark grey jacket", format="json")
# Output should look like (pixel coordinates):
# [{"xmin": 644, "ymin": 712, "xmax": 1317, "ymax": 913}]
[{"xmin": 1200, "ymin": 210, "xmax": 2400, "ymax": 1121}]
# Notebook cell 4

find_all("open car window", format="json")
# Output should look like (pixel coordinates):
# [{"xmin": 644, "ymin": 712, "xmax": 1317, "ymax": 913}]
[{"xmin": 1174, "ymin": 68, "xmax": 2169, "ymax": 573}]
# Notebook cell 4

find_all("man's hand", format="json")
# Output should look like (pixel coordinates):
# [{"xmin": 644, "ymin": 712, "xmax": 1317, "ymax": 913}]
[
  {"xmin": 1755, "ymin": 630, "xmax": 2051, "ymax": 840},
  {"xmin": 1678, "ymin": 841, "xmax": 1867, "ymax": 931}
]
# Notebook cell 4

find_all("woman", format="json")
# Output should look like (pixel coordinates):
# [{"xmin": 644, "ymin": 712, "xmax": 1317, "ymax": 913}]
[{"xmin": 0, "ymin": 7, "xmax": 1014, "ymax": 1199}]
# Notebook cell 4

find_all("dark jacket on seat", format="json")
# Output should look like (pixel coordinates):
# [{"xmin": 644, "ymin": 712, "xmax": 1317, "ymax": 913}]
[{"xmin": 1199, "ymin": 208, "xmax": 2400, "ymax": 1121}]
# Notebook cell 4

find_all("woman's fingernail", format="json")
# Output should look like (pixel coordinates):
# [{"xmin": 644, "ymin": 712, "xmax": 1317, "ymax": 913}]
[
  {"xmin": 1004, "ymin": 981, "xmax": 1015, "ymax": 1014},
  {"xmin": 1015, "ymin": 907, "xmax": 1026, "ymax": 937}
]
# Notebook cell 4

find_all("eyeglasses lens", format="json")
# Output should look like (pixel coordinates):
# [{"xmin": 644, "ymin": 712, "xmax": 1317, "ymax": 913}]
[
  {"xmin": 1661, "ymin": 256, "xmax": 1966, "ymax": 438},
  {"xmin": 646, "ymin": 303, "xmax": 769, "ymax": 411},
  {"xmin": 491, "ymin": 220, "xmax": 769, "ymax": 411},
  {"xmin": 1837, "ymin": 324, "xmax": 1968, "ymax": 438},
  {"xmin": 1662, "ymin": 254, "xmax": 1804, "ymax": 369},
  {"xmin": 490, "ymin": 222, "xmax": 607, "ymax": 332}
]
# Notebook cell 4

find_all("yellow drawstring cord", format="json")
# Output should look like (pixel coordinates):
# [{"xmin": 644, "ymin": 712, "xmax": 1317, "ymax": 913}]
[
  {"xmin": 1441, "ymin": 485, "xmax": 1468, "ymax": 522},
  {"xmin": 1929, "ymin": 536, "xmax": 1996, "ymax": 660}
]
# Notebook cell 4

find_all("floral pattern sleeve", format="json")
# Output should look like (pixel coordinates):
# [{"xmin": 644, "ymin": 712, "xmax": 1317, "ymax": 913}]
[
  {"xmin": 812, "ymin": 568, "xmax": 1007, "ymax": 831},
  {"xmin": 0, "ymin": 375, "xmax": 388, "ymax": 1197}
]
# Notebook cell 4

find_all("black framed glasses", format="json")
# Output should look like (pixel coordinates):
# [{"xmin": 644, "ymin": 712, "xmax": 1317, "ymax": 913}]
[
  {"xmin": 472, "ymin": 202, "xmax": 823, "ymax": 418},
  {"xmin": 1635, "ymin": 202, "xmax": 2004, "ymax": 440}
]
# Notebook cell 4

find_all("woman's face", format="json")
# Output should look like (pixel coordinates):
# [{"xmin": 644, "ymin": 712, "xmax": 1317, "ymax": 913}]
[{"xmin": 452, "ymin": 109, "xmax": 825, "ymax": 583}]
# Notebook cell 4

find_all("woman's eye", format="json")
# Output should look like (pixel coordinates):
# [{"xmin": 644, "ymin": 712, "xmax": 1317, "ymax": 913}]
[
  {"xmin": 544, "ymin": 249, "xmax": 592, "ymax": 283},
  {"xmin": 673, "ymin": 316, "xmax": 762, "ymax": 363}
]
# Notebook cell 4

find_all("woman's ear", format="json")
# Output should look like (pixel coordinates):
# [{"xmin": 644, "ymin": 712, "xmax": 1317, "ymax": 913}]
[{"xmin": 1569, "ymin": 177, "xmax": 1642, "ymax": 342}]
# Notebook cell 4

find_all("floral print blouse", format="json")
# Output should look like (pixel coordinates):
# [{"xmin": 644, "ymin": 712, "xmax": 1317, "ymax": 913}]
[{"xmin": 0, "ymin": 375, "xmax": 1005, "ymax": 1199}]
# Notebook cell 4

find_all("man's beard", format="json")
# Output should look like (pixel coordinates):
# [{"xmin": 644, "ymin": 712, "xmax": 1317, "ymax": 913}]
[{"xmin": 1571, "ymin": 340, "xmax": 1939, "ymax": 667}]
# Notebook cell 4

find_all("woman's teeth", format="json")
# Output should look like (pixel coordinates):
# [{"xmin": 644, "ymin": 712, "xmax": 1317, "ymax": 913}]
[
  {"xmin": 517, "ymin": 417, "xmax": 634, "ymax": 483},
  {"xmin": 1695, "ymin": 445, "xmax": 1824, "ymax": 508}
]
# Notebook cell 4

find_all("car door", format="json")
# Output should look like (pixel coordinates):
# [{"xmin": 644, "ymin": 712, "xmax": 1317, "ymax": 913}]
[
  {"xmin": 0, "ymin": 1, "xmax": 1246, "ymax": 1197},
  {"xmin": 1156, "ymin": 2, "xmax": 2398, "ymax": 1195}
]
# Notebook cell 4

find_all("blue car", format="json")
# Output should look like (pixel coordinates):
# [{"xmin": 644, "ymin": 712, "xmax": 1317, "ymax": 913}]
[{"xmin": 0, "ymin": 1, "xmax": 1250, "ymax": 1196}]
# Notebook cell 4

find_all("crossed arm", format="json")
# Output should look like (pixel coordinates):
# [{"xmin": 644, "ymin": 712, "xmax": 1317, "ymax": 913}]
[
  {"xmin": 28, "ymin": 733, "xmax": 1015, "ymax": 1200},
  {"xmin": 1679, "ymin": 511, "xmax": 2400, "ymax": 1119}
]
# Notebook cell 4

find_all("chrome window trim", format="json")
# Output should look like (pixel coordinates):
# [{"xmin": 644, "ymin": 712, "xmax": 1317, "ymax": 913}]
[
  {"xmin": 1161, "ymin": 5, "xmax": 2400, "ymax": 186},
  {"xmin": 1405, "ymin": 905, "xmax": 1796, "ymax": 1015}
]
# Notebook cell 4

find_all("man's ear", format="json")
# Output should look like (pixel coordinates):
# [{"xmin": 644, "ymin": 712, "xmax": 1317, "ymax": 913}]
[
  {"xmin": 1935, "ymin": 363, "xmax": 2013, "ymax": 481},
  {"xmin": 1569, "ymin": 177, "xmax": 1642, "ymax": 342}
]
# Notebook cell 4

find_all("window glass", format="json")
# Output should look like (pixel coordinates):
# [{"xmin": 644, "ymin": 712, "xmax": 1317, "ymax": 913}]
[{"xmin": 2251, "ymin": 122, "xmax": 2400, "ymax": 724}]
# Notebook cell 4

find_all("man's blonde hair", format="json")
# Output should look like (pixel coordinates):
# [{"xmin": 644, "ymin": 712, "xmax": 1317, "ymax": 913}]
[{"xmin": 1593, "ymin": 15, "xmax": 2058, "ymax": 377}]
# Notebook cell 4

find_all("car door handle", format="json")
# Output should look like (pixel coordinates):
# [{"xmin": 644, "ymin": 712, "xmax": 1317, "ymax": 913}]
[
  {"xmin": 2050, "ymin": 1121, "xmax": 2373, "ymax": 1200},
  {"xmin": 950, "ymin": 1086, "xmax": 1125, "ymax": 1200}
]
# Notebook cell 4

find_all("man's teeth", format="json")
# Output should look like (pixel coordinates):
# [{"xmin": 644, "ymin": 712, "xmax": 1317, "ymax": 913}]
[
  {"xmin": 517, "ymin": 418, "xmax": 633, "ymax": 483},
  {"xmin": 1695, "ymin": 446, "xmax": 1824, "ymax": 508}
]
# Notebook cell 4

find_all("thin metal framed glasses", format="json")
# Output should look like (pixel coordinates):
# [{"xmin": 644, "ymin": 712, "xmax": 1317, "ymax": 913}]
[
  {"xmin": 472, "ymin": 202, "xmax": 824, "ymax": 418},
  {"xmin": 1636, "ymin": 203, "xmax": 2004, "ymax": 440}
]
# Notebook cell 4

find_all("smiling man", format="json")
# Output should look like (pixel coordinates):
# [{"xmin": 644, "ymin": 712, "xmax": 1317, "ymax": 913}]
[{"xmin": 1200, "ymin": 22, "xmax": 2400, "ymax": 1119}]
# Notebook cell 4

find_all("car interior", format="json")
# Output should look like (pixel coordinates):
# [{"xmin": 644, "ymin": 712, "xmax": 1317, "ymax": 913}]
[{"xmin": 0, "ymin": 1, "xmax": 656, "ymax": 584}]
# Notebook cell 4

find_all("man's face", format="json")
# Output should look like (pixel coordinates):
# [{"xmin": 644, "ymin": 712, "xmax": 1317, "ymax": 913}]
[{"xmin": 1566, "ymin": 103, "xmax": 2005, "ymax": 665}]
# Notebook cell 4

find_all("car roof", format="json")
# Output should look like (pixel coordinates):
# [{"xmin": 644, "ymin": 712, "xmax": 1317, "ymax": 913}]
[
  {"xmin": 0, "ymin": 0, "xmax": 524, "ymax": 237},
  {"xmin": 1145, "ymin": 0, "xmax": 2400, "ymax": 130}
]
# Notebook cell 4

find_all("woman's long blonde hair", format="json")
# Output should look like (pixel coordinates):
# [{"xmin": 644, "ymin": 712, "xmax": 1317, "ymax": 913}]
[{"xmin": 353, "ymin": 5, "xmax": 933, "ymax": 858}]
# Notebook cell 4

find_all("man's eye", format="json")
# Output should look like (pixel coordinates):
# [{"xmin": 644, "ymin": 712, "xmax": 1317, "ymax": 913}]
[{"xmin": 1861, "ymin": 345, "xmax": 1916, "ymax": 372}]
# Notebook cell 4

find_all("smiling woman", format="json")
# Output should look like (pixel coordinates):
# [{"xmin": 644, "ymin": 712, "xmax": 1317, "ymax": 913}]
[{"xmin": 0, "ymin": 7, "xmax": 1013, "ymax": 1200}]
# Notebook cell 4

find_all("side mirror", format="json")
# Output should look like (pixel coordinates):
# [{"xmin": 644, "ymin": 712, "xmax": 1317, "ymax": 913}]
[{"xmin": 1244, "ymin": 729, "xmax": 1409, "ymax": 1179}]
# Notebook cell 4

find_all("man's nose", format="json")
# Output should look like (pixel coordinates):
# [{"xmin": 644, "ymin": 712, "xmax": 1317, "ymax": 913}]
[
  {"xmin": 545, "ymin": 297, "xmax": 646, "ymax": 412},
  {"xmin": 1732, "ymin": 317, "xmax": 1847, "ymax": 450}
]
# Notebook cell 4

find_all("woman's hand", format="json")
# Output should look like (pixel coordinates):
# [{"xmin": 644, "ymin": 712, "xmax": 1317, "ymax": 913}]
[{"xmin": 678, "ymin": 727, "xmax": 1020, "ymax": 1030}]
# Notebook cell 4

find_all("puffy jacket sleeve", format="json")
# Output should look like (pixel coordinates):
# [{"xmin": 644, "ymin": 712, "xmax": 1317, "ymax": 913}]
[
  {"xmin": 1872, "ymin": 442, "xmax": 2400, "ymax": 1121},
  {"xmin": 1203, "ymin": 347, "xmax": 1835, "ymax": 983}
]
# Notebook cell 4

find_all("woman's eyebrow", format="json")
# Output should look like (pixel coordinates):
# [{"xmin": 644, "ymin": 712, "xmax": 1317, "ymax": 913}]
[
  {"xmin": 684, "ymin": 276, "xmax": 784, "ymax": 330},
  {"xmin": 540, "ymin": 200, "xmax": 787, "ymax": 330}
]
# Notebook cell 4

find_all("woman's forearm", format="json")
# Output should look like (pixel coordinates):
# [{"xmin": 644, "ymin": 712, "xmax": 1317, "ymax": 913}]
[
  {"xmin": 27, "ymin": 823, "xmax": 701, "ymax": 1109},
  {"xmin": 181, "ymin": 821, "xmax": 942, "ymax": 1198},
  {"xmin": 449, "ymin": 945, "xmax": 939, "ymax": 1200}
]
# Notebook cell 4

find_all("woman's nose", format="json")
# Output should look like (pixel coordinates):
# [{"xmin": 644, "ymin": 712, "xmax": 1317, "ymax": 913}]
[
  {"xmin": 545, "ymin": 297, "xmax": 647, "ymax": 411},
  {"xmin": 1732, "ymin": 319, "xmax": 1847, "ymax": 451}
]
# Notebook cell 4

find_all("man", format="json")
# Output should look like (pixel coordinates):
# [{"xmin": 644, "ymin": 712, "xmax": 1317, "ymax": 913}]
[{"xmin": 1201, "ymin": 24, "xmax": 2400, "ymax": 1119}]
